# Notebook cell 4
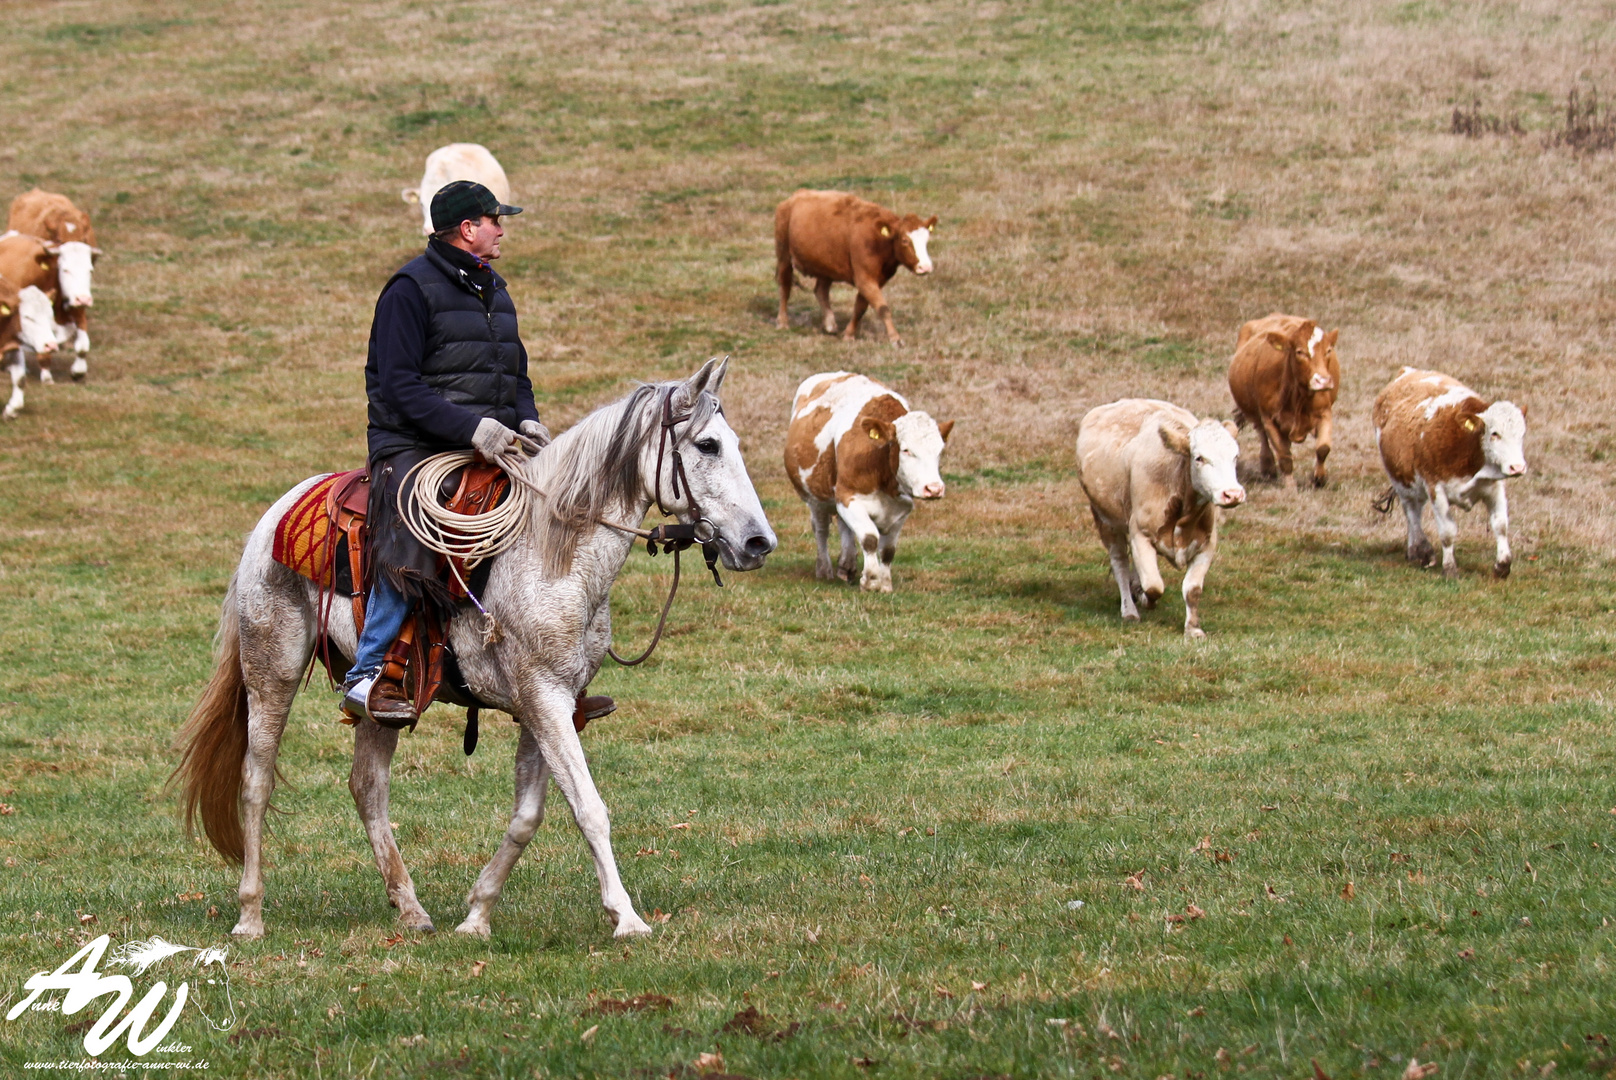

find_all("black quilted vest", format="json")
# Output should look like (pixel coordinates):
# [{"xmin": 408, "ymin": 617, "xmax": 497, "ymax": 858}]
[{"xmin": 366, "ymin": 244, "xmax": 524, "ymax": 457}]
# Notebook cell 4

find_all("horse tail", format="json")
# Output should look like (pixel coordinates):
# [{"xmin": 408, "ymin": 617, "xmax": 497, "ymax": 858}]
[{"xmin": 170, "ymin": 573, "xmax": 249, "ymax": 863}]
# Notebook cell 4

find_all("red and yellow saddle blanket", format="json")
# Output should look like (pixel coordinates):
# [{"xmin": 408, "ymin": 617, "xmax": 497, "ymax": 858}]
[{"xmin": 271, "ymin": 470, "xmax": 361, "ymax": 590}]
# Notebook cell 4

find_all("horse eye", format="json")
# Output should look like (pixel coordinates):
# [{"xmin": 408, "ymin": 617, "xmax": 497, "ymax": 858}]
[{"xmin": 695, "ymin": 438, "xmax": 721, "ymax": 455}]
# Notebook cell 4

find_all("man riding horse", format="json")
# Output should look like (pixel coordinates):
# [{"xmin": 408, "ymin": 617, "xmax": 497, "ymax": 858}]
[{"xmin": 345, "ymin": 179, "xmax": 613, "ymax": 728}]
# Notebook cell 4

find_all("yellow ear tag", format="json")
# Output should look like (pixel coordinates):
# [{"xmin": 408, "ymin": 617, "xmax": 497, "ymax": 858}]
[
  {"xmin": 869, "ymin": 428, "xmax": 881, "ymax": 440},
  {"xmin": 1461, "ymin": 416, "xmax": 1479, "ymax": 431},
  {"xmin": 0, "ymin": 304, "xmax": 10, "ymax": 316},
  {"xmin": 879, "ymin": 225, "xmax": 891, "ymax": 237}
]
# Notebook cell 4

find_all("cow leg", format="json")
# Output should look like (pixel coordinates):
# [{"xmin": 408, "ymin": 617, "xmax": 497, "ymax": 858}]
[
  {"xmin": 834, "ymin": 501, "xmax": 889, "ymax": 592},
  {"xmin": 775, "ymin": 258, "xmax": 794, "ymax": 329},
  {"xmin": 31, "ymin": 346, "xmax": 53, "ymax": 386},
  {"xmin": 1396, "ymin": 487, "xmax": 1433, "ymax": 566},
  {"xmin": 1478, "ymin": 481, "xmax": 1511, "ymax": 578},
  {"xmin": 813, "ymin": 278, "xmax": 837, "ymax": 335},
  {"xmin": 1181, "ymin": 545, "xmax": 1216, "ymax": 639},
  {"xmin": 458, "ymin": 723, "xmax": 551, "ymax": 937},
  {"xmin": 834, "ymin": 513, "xmax": 859, "ymax": 583},
  {"xmin": 3, "ymin": 350, "xmax": 23, "ymax": 421},
  {"xmin": 1092, "ymin": 510, "xmax": 1140, "ymax": 621},
  {"xmin": 1430, "ymin": 485, "xmax": 1461, "ymax": 577},
  {"xmin": 851, "ymin": 276, "xmax": 900, "ymax": 346},
  {"xmin": 845, "ymin": 293, "xmax": 869, "ymax": 342},
  {"xmin": 808, "ymin": 500, "xmax": 837, "ymax": 580},
  {"xmin": 1262, "ymin": 417, "xmax": 1295, "ymax": 488},
  {"xmin": 875, "ymin": 509, "xmax": 912, "ymax": 590},
  {"xmin": 1252, "ymin": 417, "xmax": 1276, "ymax": 479},
  {"xmin": 1312, "ymin": 413, "xmax": 1333, "ymax": 488},
  {"xmin": 350, "ymin": 720, "xmax": 435, "ymax": 932},
  {"xmin": 1128, "ymin": 526, "xmax": 1165, "ymax": 610}
]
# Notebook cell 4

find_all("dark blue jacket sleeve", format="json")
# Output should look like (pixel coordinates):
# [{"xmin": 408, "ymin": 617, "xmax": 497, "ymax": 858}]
[
  {"xmin": 373, "ymin": 278, "xmax": 484, "ymax": 447},
  {"xmin": 513, "ymin": 339, "xmax": 540, "ymax": 427}
]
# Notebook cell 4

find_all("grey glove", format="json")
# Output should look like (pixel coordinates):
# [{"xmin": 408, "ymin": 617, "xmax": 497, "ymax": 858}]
[
  {"xmin": 472, "ymin": 417, "xmax": 518, "ymax": 463},
  {"xmin": 519, "ymin": 419, "xmax": 552, "ymax": 449}
]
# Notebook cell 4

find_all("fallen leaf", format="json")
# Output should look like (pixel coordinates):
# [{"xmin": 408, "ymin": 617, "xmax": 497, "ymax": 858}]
[
  {"xmin": 1098, "ymin": 1020, "xmax": 1121, "ymax": 1040},
  {"xmin": 853, "ymin": 1057, "xmax": 880, "ymax": 1069},
  {"xmin": 1242, "ymin": 1043, "xmax": 1259, "ymax": 1056},
  {"xmin": 389, "ymin": 821, "xmax": 398, "ymax": 830},
  {"xmin": 671, "ymin": 822, "xmax": 691, "ymax": 830},
  {"xmin": 934, "ymin": 985, "xmax": 954, "ymax": 999},
  {"xmin": 1284, "ymin": 935, "xmax": 1293, "ymax": 946},
  {"xmin": 1520, "ymin": 917, "xmax": 1532, "ymax": 927},
  {"xmin": 1186, "ymin": 904, "xmax": 1206, "ymax": 920},
  {"xmin": 1215, "ymin": 1047, "xmax": 1231, "ymax": 1063},
  {"xmin": 1265, "ymin": 884, "xmax": 1286, "ymax": 902},
  {"xmin": 1260, "ymin": 804, "xmax": 1277, "ymax": 812},
  {"xmin": 1390, "ymin": 852, "xmax": 1410, "ymax": 864},
  {"xmin": 77, "ymin": 914, "xmax": 96, "ymax": 926},
  {"xmin": 1046, "ymin": 1018, "xmax": 1070, "ymax": 1027},
  {"xmin": 1341, "ymin": 881, "xmax": 1356, "ymax": 900},
  {"xmin": 1187, "ymin": 1007, "xmax": 1205, "ymax": 1017},
  {"xmin": 326, "ymin": 1004, "xmax": 342, "ymax": 1020},
  {"xmin": 579, "ymin": 1024, "xmax": 599, "ymax": 1044},
  {"xmin": 859, "ymin": 874, "xmax": 872, "ymax": 886},
  {"xmin": 635, "ymin": 847, "xmax": 661, "ymax": 857},
  {"xmin": 1402, "ymin": 1059, "xmax": 1439, "ymax": 1079},
  {"xmin": 1312, "ymin": 1060, "xmax": 1332, "ymax": 1080},
  {"xmin": 694, "ymin": 1051, "xmax": 725, "ymax": 1073},
  {"xmin": 650, "ymin": 909, "xmax": 672, "ymax": 924},
  {"xmin": 1215, "ymin": 850, "xmax": 1234, "ymax": 863},
  {"xmin": 0, "ymin": 804, "xmax": 14, "ymax": 816},
  {"xmin": 470, "ymin": 961, "xmax": 486, "ymax": 977},
  {"xmin": 380, "ymin": 932, "xmax": 405, "ymax": 948},
  {"xmin": 1458, "ymin": 948, "xmax": 1475, "ymax": 959},
  {"xmin": 1124, "ymin": 871, "xmax": 1146, "ymax": 891},
  {"xmin": 206, "ymin": 906, "xmax": 219, "ymax": 918},
  {"xmin": 971, "ymin": 980, "xmax": 988, "ymax": 991},
  {"xmin": 804, "ymin": 926, "xmax": 819, "ymax": 944},
  {"xmin": 399, "ymin": 1034, "xmax": 426, "ymax": 1046},
  {"xmin": 584, "ymin": 994, "xmax": 673, "ymax": 1016},
  {"xmin": 1166, "ymin": 914, "xmax": 1186, "ymax": 925},
  {"xmin": 766, "ymin": 970, "xmax": 780, "ymax": 979},
  {"xmin": 1193, "ymin": 836, "xmax": 1212, "ymax": 853}
]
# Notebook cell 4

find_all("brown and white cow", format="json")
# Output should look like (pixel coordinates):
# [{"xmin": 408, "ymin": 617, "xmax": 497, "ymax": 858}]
[
  {"xmin": 774, "ymin": 190, "xmax": 936, "ymax": 346},
  {"xmin": 1373, "ymin": 367, "xmax": 1527, "ymax": 578},
  {"xmin": 8, "ymin": 189, "xmax": 99, "ymax": 379},
  {"xmin": 402, "ymin": 143, "xmax": 512, "ymax": 235},
  {"xmin": 1228, "ymin": 314, "xmax": 1340, "ymax": 488},
  {"xmin": 1076, "ymin": 400, "xmax": 1245, "ymax": 638},
  {"xmin": 2, "ymin": 278, "xmax": 61, "ymax": 420},
  {"xmin": 0, "ymin": 232, "xmax": 65, "ymax": 384},
  {"xmin": 785, "ymin": 372, "xmax": 953, "ymax": 592}
]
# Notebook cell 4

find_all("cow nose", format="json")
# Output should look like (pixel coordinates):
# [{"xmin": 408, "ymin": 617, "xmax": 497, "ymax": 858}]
[
  {"xmin": 73, "ymin": 296, "xmax": 92, "ymax": 308},
  {"xmin": 1507, "ymin": 463, "xmax": 1526, "ymax": 476},
  {"xmin": 38, "ymin": 341, "xmax": 57, "ymax": 354},
  {"xmin": 919, "ymin": 481, "xmax": 945, "ymax": 499},
  {"xmin": 1310, "ymin": 373, "xmax": 1333, "ymax": 390},
  {"xmin": 915, "ymin": 263, "xmax": 932, "ymax": 275},
  {"xmin": 1221, "ymin": 488, "xmax": 1245, "ymax": 506},
  {"xmin": 742, "ymin": 533, "xmax": 775, "ymax": 558}
]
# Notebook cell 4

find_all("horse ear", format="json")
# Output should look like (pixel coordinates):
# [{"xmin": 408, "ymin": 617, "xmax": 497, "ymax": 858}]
[
  {"xmin": 706, "ymin": 355, "xmax": 730, "ymax": 396},
  {"xmin": 678, "ymin": 355, "xmax": 722, "ymax": 406}
]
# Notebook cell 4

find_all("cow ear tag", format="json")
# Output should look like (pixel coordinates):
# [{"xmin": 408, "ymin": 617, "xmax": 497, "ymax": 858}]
[
  {"xmin": 868, "ymin": 427, "xmax": 882, "ymax": 440},
  {"xmin": 879, "ymin": 225, "xmax": 891, "ymax": 237},
  {"xmin": 1461, "ymin": 416, "xmax": 1480, "ymax": 432},
  {"xmin": 0, "ymin": 305, "xmax": 9, "ymax": 316}
]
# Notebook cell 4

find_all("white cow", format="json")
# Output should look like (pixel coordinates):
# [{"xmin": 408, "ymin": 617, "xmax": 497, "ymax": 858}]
[
  {"xmin": 785, "ymin": 372, "xmax": 953, "ymax": 593},
  {"xmin": 4, "ymin": 285, "xmax": 62, "ymax": 420},
  {"xmin": 1076, "ymin": 399, "xmax": 1245, "ymax": 638},
  {"xmin": 402, "ymin": 144, "xmax": 512, "ymax": 235}
]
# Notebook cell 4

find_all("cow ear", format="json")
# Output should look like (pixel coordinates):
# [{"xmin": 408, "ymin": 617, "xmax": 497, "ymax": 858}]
[
  {"xmin": 925, "ymin": 216, "xmax": 938, "ymax": 229},
  {"xmin": 1517, "ymin": 402, "xmax": 1527, "ymax": 420},
  {"xmin": 937, "ymin": 419, "xmax": 955, "ymax": 443},
  {"xmin": 1324, "ymin": 329, "xmax": 1339, "ymax": 348},
  {"xmin": 1263, "ymin": 331, "xmax": 1290, "ymax": 352},
  {"xmin": 0, "ymin": 304, "xmax": 10, "ymax": 317},
  {"xmin": 1292, "ymin": 320, "xmax": 1317, "ymax": 348},
  {"xmin": 402, "ymin": 188, "xmax": 420, "ymax": 204},
  {"xmin": 1158, "ymin": 419, "xmax": 1191, "ymax": 456},
  {"xmin": 1222, "ymin": 419, "xmax": 1239, "ymax": 439},
  {"xmin": 879, "ymin": 225, "xmax": 892, "ymax": 238}
]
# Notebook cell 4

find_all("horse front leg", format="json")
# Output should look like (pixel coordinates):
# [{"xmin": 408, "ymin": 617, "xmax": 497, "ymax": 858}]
[
  {"xmin": 523, "ymin": 682, "xmax": 651, "ymax": 938},
  {"xmin": 457, "ymin": 723, "xmax": 551, "ymax": 938},
  {"xmin": 350, "ymin": 720, "xmax": 435, "ymax": 932}
]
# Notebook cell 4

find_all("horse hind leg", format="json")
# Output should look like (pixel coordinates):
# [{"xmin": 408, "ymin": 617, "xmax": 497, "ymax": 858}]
[
  {"xmin": 457, "ymin": 723, "xmax": 551, "ymax": 938},
  {"xmin": 351, "ymin": 721, "xmax": 435, "ymax": 932}
]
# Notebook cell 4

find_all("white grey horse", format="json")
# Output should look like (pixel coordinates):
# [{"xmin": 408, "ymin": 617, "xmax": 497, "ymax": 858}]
[{"xmin": 174, "ymin": 358, "xmax": 775, "ymax": 939}]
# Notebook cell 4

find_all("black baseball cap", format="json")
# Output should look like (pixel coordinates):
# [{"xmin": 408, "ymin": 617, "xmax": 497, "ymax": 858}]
[{"xmin": 430, "ymin": 180, "xmax": 523, "ymax": 232}]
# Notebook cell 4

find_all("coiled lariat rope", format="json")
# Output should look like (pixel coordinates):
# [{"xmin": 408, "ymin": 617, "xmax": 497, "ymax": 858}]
[{"xmin": 399, "ymin": 449, "xmax": 536, "ymax": 643}]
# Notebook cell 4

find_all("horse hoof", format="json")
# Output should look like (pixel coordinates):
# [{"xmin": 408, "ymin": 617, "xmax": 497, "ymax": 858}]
[
  {"xmin": 231, "ymin": 921, "xmax": 265, "ymax": 939},
  {"xmin": 453, "ymin": 919, "xmax": 491, "ymax": 939},
  {"xmin": 614, "ymin": 916, "xmax": 653, "ymax": 938},
  {"xmin": 1185, "ymin": 627, "xmax": 1207, "ymax": 640},
  {"xmin": 401, "ymin": 914, "xmax": 436, "ymax": 934},
  {"xmin": 1493, "ymin": 561, "xmax": 1512, "ymax": 580}
]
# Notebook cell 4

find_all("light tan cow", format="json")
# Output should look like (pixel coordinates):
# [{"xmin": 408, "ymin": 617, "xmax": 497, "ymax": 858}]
[
  {"xmin": 1373, "ymin": 367, "xmax": 1527, "ymax": 578},
  {"xmin": 0, "ymin": 233, "xmax": 64, "ymax": 384},
  {"xmin": 1228, "ymin": 314, "xmax": 1340, "ymax": 488},
  {"xmin": 2, "ymin": 278, "xmax": 61, "ymax": 420},
  {"xmin": 1076, "ymin": 400, "xmax": 1245, "ymax": 638},
  {"xmin": 8, "ymin": 189, "xmax": 99, "ymax": 379},
  {"xmin": 402, "ymin": 144, "xmax": 512, "ymax": 235},
  {"xmin": 785, "ymin": 371, "xmax": 952, "ymax": 592}
]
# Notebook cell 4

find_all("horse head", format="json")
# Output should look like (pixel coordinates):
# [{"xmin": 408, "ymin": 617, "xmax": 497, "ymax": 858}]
[{"xmin": 652, "ymin": 357, "xmax": 777, "ymax": 572}]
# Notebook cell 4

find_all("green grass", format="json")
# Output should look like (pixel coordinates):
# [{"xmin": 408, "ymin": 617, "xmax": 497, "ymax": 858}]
[{"xmin": 3, "ymin": 0, "xmax": 1616, "ymax": 1077}]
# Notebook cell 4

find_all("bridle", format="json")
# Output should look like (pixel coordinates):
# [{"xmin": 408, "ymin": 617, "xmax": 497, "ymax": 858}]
[{"xmin": 597, "ymin": 385, "xmax": 726, "ymax": 666}]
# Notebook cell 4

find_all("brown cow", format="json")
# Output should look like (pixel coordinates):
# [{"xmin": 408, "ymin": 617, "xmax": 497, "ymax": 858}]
[
  {"xmin": 774, "ymin": 190, "xmax": 936, "ymax": 345},
  {"xmin": 2, "ymin": 276, "xmax": 62, "ymax": 420},
  {"xmin": 8, "ymin": 189, "xmax": 99, "ymax": 380},
  {"xmin": 1228, "ymin": 314, "xmax": 1340, "ymax": 488},
  {"xmin": 1373, "ymin": 367, "xmax": 1527, "ymax": 578},
  {"xmin": 0, "ymin": 233, "xmax": 65, "ymax": 384}
]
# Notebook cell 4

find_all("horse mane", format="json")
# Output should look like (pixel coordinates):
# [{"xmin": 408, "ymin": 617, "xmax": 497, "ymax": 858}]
[{"xmin": 522, "ymin": 379, "xmax": 722, "ymax": 578}]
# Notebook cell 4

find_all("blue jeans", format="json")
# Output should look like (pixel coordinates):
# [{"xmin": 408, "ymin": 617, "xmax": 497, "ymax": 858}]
[{"xmin": 348, "ymin": 576, "xmax": 412, "ymax": 684}]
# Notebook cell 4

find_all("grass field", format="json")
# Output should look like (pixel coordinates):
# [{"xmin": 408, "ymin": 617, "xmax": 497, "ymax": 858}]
[{"xmin": 3, "ymin": 1, "xmax": 1616, "ymax": 1077}]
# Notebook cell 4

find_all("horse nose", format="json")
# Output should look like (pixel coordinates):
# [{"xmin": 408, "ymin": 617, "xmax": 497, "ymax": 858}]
[{"xmin": 743, "ymin": 533, "xmax": 775, "ymax": 558}]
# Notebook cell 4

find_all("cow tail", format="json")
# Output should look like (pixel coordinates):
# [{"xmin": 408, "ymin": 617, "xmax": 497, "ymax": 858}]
[
  {"xmin": 1230, "ymin": 406, "xmax": 1249, "ymax": 430},
  {"xmin": 1371, "ymin": 487, "xmax": 1397, "ymax": 514},
  {"xmin": 169, "ymin": 573, "xmax": 250, "ymax": 864}
]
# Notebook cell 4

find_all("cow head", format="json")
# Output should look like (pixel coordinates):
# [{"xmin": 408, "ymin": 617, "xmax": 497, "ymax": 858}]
[
  {"xmin": 1264, "ymin": 321, "xmax": 1336, "ymax": 392},
  {"xmin": 1471, "ymin": 401, "xmax": 1527, "ymax": 479},
  {"xmin": 1161, "ymin": 417, "xmax": 1244, "ymax": 508},
  {"xmin": 885, "ymin": 214, "xmax": 938, "ymax": 276},
  {"xmin": 889, "ymin": 410, "xmax": 952, "ymax": 499},
  {"xmin": 16, "ymin": 286, "xmax": 58, "ymax": 355},
  {"xmin": 52, "ymin": 241, "xmax": 96, "ymax": 310}
]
